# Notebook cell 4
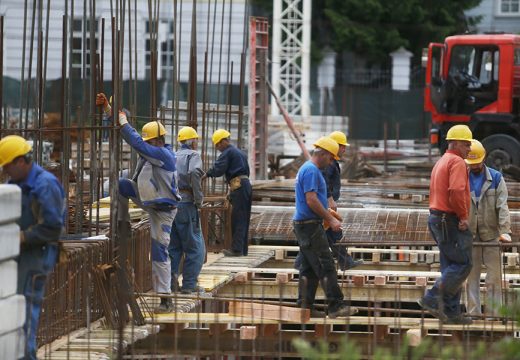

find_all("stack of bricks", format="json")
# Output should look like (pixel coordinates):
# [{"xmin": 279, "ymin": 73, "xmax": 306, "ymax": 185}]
[{"xmin": 0, "ymin": 185, "xmax": 25, "ymax": 359}]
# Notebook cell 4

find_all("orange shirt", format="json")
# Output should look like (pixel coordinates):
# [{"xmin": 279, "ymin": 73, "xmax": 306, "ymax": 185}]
[{"xmin": 429, "ymin": 150, "xmax": 470, "ymax": 220}]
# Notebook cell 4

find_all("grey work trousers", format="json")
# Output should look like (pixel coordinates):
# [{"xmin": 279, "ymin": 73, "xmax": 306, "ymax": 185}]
[{"xmin": 465, "ymin": 237, "xmax": 503, "ymax": 317}]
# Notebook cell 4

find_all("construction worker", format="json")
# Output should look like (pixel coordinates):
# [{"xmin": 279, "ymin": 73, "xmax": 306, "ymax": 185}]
[
  {"xmin": 464, "ymin": 139, "xmax": 511, "ymax": 318},
  {"xmin": 294, "ymin": 131, "xmax": 361, "ymax": 271},
  {"xmin": 97, "ymin": 93, "xmax": 180, "ymax": 313},
  {"xmin": 294, "ymin": 136, "xmax": 358, "ymax": 318},
  {"xmin": 418, "ymin": 124, "xmax": 473, "ymax": 325},
  {"xmin": 0, "ymin": 135, "xmax": 65, "ymax": 360},
  {"xmin": 168, "ymin": 127, "xmax": 206, "ymax": 294},
  {"xmin": 325, "ymin": 131, "xmax": 362, "ymax": 269},
  {"xmin": 204, "ymin": 129, "xmax": 252, "ymax": 257}
]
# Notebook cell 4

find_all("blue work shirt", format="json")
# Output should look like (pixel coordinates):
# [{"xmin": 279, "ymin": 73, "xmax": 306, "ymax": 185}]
[
  {"xmin": 10, "ymin": 163, "xmax": 65, "ymax": 246},
  {"xmin": 293, "ymin": 161, "xmax": 328, "ymax": 221},
  {"xmin": 469, "ymin": 170, "xmax": 487, "ymax": 200},
  {"xmin": 121, "ymin": 124, "xmax": 180, "ymax": 207},
  {"xmin": 206, "ymin": 144, "xmax": 249, "ymax": 183},
  {"xmin": 323, "ymin": 159, "xmax": 341, "ymax": 201}
]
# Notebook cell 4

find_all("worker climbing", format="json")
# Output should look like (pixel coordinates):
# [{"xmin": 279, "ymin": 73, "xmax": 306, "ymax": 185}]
[{"xmin": 97, "ymin": 93, "xmax": 180, "ymax": 313}]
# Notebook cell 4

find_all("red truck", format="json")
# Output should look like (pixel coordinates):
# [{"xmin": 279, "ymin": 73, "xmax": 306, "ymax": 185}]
[{"xmin": 424, "ymin": 34, "xmax": 520, "ymax": 169}]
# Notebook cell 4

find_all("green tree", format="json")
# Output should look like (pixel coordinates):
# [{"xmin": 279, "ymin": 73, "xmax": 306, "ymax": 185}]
[
  {"xmin": 322, "ymin": 0, "xmax": 482, "ymax": 65},
  {"xmin": 251, "ymin": 0, "xmax": 482, "ymax": 66}
]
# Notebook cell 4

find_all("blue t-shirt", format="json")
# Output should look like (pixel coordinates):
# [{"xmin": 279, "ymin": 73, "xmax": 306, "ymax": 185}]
[{"xmin": 293, "ymin": 161, "xmax": 328, "ymax": 221}]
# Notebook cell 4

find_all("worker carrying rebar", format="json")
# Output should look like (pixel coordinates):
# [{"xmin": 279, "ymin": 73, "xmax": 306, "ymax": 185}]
[
  {"xmin": 294, "ymin": 131, "xmax": 362, "ymax": 271},
  {"xmin": 0, "ymin": 135, "xmax": 65, "ymax": 360},
  {"xmin": 96, "ymin": 93, "xmax": 180, "ymax": 313},
  {"xmin": 203, "ymin": 129, "xmax": 252, "ymax": 257},
  {"xmin": 418, "ymin": 124, "xmax": 474, "ymax": 325},
  {"xmin": 464, "ymin": 139, "xmax": 511, "ymax": 318},
  {"xmin": 294, "ymin": 136, "xmax": 358, "ymax": 319},
  {"xmin": 168, "ymin": 127, "xmax": 206, "ymax": 294}
]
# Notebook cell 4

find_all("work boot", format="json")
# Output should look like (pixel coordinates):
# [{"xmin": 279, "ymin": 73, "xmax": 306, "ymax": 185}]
[
  {"xmin": 340, "ymin": 258, "xmax": 363, "ymax": 271},
  {"xmin": 181, "ymin": 286, "xmax": 207, "ymax": 295},
  {"xmin": 417, "ymin": 297, "xmax": 447, "ymax": 322},
  {"xmin": 444, "ymin": 315, "xmax": 473, "ymax": 325},
  {"xmin": 171, "ymin": 276, "xmax": 180, "ymax": 293},
  {"xmin": 328, "ymin": 304, "xmax": 359, "ymax": 319},
  {"xmin": 222, "ymin": 249, "xmax": 242, "ymax": 257},
  {"xmin": 154, "ymin": 297, "xmax": 174, "ymax": 313},
  {"xmin": 309, "ymin": 308, "xmax": 326, "ymax": 318}
]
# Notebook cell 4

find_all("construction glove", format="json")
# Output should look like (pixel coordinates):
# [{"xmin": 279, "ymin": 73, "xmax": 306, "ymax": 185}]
[
  {"xmin": 323, "ymin": 208, "xmax": 342, "ymax": 231},
  {"xmin": 117, "ymin": 111, "xmax": 129, "ymax": 126},
  {"xmin": 499, "ymin": 233, "xmax": 512, "ymax": 242},
  {"xmin": 96, "ymin": 93, "xmax": 111, "ymax": 115}
]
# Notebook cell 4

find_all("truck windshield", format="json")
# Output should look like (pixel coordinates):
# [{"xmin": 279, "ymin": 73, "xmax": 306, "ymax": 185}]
[{"xmin": 446, "ymin": 45, "xmax": 499, "ymax": 114}]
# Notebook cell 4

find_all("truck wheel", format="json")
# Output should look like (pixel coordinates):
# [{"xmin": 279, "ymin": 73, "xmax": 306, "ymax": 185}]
[{"xmin": 482, "ymin": 134, "xmax": 520, "ymax": 171}]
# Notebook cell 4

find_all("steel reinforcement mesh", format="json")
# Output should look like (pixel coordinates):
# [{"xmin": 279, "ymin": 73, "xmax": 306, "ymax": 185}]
[{"xmin": 249, "ymin": 208, "xmax": 520, "ymax": 246}]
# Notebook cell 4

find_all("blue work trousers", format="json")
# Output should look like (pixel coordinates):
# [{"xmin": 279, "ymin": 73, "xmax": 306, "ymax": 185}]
[
  {"xmin": 118, "ymin": 178, "xmax": 176, "ymax": 294},
  {"xmin": 294, "ymin": 222, "xmax": 345, "ymax": 313},
  {"xmin": 169, "ymin": 202, "xmax": 205, "ymax": 290},
  {"xmin": 423, "ymin": 212, "xmax": 473, "ymax": 318},
  {"xmin": 229, "ymin": 179, "xmax": 252, "ymax": 255},
  {"xmin": 17, "ymin": 244, "xmax": 59, "ymax": 360}
]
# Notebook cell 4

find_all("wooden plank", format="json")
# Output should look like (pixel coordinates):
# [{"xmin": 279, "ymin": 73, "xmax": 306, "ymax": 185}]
[
  {"xmin": 209, "ymin": 323, "xmax": 230, "ymax": 336},
  {"xmin": 240, "ymin": 325, "xmax": 258, "ymax": 340},
  {"xmin": 228, "ymin": 301, "xmax": 310, "ymax": 323},
  {"xmin": 276, "ymin": 272, "xmax": 293, "ymax": 284},
  {"xmin": 374, "ymin": 276, "xmax": 386, "ymax": 286},
  {"xmin": 315, "ymin": 324, "xmax": 332, "ymax": 337},
  {"xmin": 144, "ymin": 313, "xmax": 518, "ymax": 332},
  {"xmin": 201, "ymin": 266, "xmax": 520, "ymax": 281}
]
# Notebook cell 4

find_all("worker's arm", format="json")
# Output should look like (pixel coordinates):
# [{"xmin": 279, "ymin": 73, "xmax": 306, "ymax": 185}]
[
  {"xmin": 496, "ymin": 176, "xmax": 511, "ymax": 236},
  {"xmin": 206, "ymin": 150, "xmax": 228, "ymax": 178},
  {"xmin": 305, "ymin": 191, "xmax": 341, "ymax": 232},
  {"xmin": 23, "ymin": 179, "xmax": 65, "ymax": 246},
  {"xmin": 447, "ymin": 158, "xmax": 470, "ymax": 221},
  {"xmin": 119, "ymin": 117, "xmax": 176, "ymax": 171},
  {"xmin": 189, "ymin": 152, "xmax": 205, "ymax": 207}
]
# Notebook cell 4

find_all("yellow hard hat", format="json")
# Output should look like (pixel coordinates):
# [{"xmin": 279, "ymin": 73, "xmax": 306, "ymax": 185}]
[
  {"xmin": 212, "ymin": 129, "xmax": 231, "ymax": 145},
  {"xmin": 465, "ymin": 139, "xmax": 486, "ymax": 165},
  {"xmin": 329, "ymin": 131, "xmax": 349, "ymax": 146},
  {"xmin": 178, "ymin": 126, "xmax": 199, "ymax": 142},
  {"xmin": 313, "ymin": 136, "xmax": 340, "ymax": 160},
  {"xmin": 142, "ymin": 121, "xmax": 166, "ymax": 141},
  {"xmin": 0, "ymin": 135, "xmax": 32, "ymax": 167},
  {"xmin": 446, "ymin": 124, "xmax": 472, "ymax": 141}
]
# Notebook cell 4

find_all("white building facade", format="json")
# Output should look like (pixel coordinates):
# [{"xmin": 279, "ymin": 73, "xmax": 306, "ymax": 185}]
[{"xmin": 0, "ymin": 0, "xmax": 247, "ymax": 84}]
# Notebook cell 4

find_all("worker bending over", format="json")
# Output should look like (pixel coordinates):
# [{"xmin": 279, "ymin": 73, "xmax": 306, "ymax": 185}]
[
  {"xmin": 168, "ymin": 127, "xmax": 206, "ymax": 294},
  {"xmin": 465, "ymin": 139, "xmax": 511, "ymax": 318},
  {"xmin": 204, "ymin": 129, "xmax": 252, "ymax": 257},
  {"xmin": 0, "ymin": 135, "xmax": 65, "ymax": 360},
  {"xmin": 97, "ymin": 93, "xmax": 180, "ymax": 313}
]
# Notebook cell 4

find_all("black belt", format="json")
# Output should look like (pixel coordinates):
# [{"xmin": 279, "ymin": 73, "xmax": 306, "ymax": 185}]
[
  {"xmin": 430, "ymin": 209, "xmax": 457, "ymax": 217},
  {"xmin": 293, "ymin": 219, "xmax": 322, "ymax": 225}
]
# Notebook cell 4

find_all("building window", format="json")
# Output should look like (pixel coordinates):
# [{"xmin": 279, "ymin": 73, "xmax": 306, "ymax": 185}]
[
  {"xmin": 499, "ymin": 0, "xmax": 520, "ymax": 15},
  {"xmin": 71, "ymin": 18, "xmax": 99, "ymax": 78},
  {"xmin": 144, "ymin": 20, "xmax": 174, "ymax": 79}
]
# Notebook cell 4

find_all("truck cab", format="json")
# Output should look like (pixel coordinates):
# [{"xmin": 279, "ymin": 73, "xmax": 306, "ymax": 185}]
[{"xmin": 425, "ymin": 34, "xmax": 520, "ymax": 169}]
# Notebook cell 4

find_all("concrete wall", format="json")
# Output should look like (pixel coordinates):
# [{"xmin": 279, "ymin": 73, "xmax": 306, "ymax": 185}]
[{"xmin": 0, "ymin": 185, "xmax": 25, "ymax": 360}]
